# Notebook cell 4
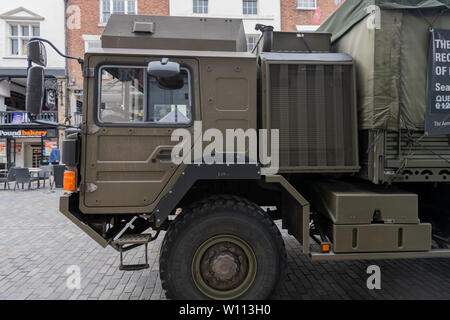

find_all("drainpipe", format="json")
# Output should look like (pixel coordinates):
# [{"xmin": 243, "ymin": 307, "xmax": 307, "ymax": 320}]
[{"xmin": 64, "ymin": 0, "xmax": 70, "ymax": 125}]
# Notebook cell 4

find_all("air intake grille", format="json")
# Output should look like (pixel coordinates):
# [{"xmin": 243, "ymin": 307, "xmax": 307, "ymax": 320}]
[{"xmin": 269, "ymin": 63, "xmax": 358, "ymax": 172}]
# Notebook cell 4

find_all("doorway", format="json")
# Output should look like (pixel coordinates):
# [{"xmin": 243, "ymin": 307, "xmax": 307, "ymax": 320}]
[{"xmin": 31, "ymin": 144, "xmax": 42, "ymax": 168}]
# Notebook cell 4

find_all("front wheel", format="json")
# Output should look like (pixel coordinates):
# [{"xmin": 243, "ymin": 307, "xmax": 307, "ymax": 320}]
[{"xmin": 159, "ymin": 195, "xmax": 286, "ymax": 300}]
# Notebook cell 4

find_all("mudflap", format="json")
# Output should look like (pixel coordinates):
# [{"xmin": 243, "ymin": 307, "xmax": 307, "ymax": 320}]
[{"xmin": 266, "ymin": 175, "xmax": 310, "ymax": 254}]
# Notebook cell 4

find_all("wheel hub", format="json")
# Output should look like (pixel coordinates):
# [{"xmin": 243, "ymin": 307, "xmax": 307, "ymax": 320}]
[
  {"xmin": 201, "ymin": 243, "xmax": 248, "ymax": 290},
  {"xmin": 192, "ymin": 235, "xmax": 257, "ymax": 299},
  {"xmin": 210, "ymin": 253, "xmax": 238, "ymax": 281}
]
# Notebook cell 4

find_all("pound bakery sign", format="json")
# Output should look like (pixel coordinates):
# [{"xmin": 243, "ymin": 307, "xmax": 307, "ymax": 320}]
[{"xmin": 0, "ymin": 129, "xmax": 49, "ymax": 138}]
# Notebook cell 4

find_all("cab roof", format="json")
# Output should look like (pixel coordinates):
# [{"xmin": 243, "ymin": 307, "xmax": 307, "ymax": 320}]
[{"xmin": 86, "ymin": 47, "xmax": 256, "ymax": 59}]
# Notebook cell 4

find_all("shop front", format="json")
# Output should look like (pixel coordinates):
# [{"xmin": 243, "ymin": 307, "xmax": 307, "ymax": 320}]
[{"xmin": 0, "ymin": 127, "xmax": 59, "ymax": 171}]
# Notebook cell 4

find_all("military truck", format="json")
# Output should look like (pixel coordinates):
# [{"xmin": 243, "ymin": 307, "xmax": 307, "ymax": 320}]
[{"xmin": 25, "ymin": 7, "xmax": 450, "ymax": 300}]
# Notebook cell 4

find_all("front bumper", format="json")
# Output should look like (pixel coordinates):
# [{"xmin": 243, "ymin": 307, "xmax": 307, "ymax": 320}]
[{"xmin": 59, "ymin": 193, "xmax": 109, "ymax": 248}]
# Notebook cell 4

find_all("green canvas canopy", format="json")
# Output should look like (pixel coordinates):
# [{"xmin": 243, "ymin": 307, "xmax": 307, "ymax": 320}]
[{"xmin": 318, "ymin": 0, "xmax": 450, "ymax": 131}]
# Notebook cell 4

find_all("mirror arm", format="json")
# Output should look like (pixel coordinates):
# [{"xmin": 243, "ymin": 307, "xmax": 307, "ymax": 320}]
[{"xmin": 29, "ymin": 37, "xmax": 84, "ymax": 67}]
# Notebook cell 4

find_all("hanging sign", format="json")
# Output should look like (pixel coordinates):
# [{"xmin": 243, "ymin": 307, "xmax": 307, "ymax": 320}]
[
  {"xmin": 46, "ymin": 89, "xmax": 56, "ymax": 108},
  {"xmin": 426, "ymin": 29, "xmax": 450, "ymax": 135}
]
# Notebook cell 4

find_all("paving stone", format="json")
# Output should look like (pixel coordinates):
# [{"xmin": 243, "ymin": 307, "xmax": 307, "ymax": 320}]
[{"xmin": 1, "ymin": 189, "xmax": 449, "ymax": 300}]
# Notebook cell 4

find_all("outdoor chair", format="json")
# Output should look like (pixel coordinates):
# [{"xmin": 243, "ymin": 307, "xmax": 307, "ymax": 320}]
[
  {"xmin": 50, "ymin": 165, "xmax": 66, "ymax": 189},
  {"xmin": 0, "ymin": 163, "xmax": 6, "ymax": 178},
  {"xmin": 0, "ymin": 168, "xmax": 16, "ymax": 190},
  {"xmin": 37, "ymin": 165, "xmax": 51, "ymax": 189},
  {"xmin": 14, "ymin": 168, "xmax": 40, "ymax": 191}
]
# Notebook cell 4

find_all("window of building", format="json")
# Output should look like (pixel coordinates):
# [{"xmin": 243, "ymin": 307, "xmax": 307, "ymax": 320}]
[
  {"xmin": 243, "ymin": 0, "xmax": 258, "ymax": 15},
  {"xmin": 8, "ymin": 23, "xmax": 40, "ymax": 56},
  {"xmin": 246, "ymin": 35, "xmax": 259, "ymax": 52},
  {"xmin": 98, "ymin": 66, "xmax": 192, "ymax": 125},
  {"xmin": 83, "ymin": 35, "xmax": 102, "ymax": 52},
  {"xmin": 100, "ymin": 0, "xmax": 137, "ymax": 24},
  {"xmin": 297, "ymin": 0, "xmax": 317, "ymax": 10},
  {"xmin": 85, "ymin": 40, "xmax": 102, "ymax": 52},
  {"xmin": 193, "ymin": 0, "xmax": 208, "ymax": 14},
  {"xmin": 296, "ymin": 25, "xmax": 320, "ymax": 32}
]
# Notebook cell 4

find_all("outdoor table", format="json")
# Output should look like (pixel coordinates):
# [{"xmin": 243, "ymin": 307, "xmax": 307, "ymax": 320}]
[{"xmin": 28, "ymin": 168, "xmax": 42, "ymax": 177}]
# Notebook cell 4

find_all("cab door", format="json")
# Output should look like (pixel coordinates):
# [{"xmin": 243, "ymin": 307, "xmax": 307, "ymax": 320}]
[{"xmin": 82, "ymin": 56, "xmax": 198, "ymax": 210}]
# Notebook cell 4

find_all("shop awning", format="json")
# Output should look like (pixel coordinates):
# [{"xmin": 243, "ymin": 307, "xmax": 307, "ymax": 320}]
[{"xmin": 0, "ymin": 68, "xmax": 65, "ymax": 79}]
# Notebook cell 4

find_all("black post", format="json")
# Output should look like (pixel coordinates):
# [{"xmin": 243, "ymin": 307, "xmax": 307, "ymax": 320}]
[
  {"xmin": 13, "ymin": 138, "xmax": 16, "ymax": 166},
  {"xmin": 6, "ymin": 137, "xmax": 10, "ymax": 170}
]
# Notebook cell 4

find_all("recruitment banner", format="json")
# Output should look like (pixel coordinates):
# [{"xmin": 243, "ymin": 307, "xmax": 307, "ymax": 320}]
[{"xmin": 426, "ymin": 29, "xmax": 450, "ymax": 135}]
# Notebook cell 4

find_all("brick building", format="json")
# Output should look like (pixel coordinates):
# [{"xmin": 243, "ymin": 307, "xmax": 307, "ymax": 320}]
[
  {"xmin": 170, "ymin": 0, "xmax": 281, "ymax": 52},
  {"xmin": 281, "ymin": 0, "xmax": 345, "ymax": 32},
  {"xmin": 65, "ymin": 0, "xmax": 169, "ymax": 124}
]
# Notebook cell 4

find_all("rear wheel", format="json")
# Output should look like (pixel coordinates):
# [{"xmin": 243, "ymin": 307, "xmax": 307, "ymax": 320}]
[{"xmin": 160, "ymin": 195, "xmax": 286, "ymax": 300}]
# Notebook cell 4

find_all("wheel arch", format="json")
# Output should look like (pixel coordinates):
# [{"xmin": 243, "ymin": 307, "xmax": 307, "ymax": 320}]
[{"xmin": 153, "ymin": 163, "xmax": 262, "ymax": 226}]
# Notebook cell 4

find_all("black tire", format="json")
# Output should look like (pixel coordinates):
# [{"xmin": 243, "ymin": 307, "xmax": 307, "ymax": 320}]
[{"xmin": 160, "ymin": 195, "xmax": 286, "ymax": 300}]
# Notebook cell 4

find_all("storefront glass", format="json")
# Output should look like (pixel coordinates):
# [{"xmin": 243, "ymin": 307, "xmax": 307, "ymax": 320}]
[
  {"xmin": 0, "ymin": 128, "xmax": 58, "ymax": 168},
  {"xmin": 0, "ymin": 138, "xmax": 6, "ymax": 173},
  {"xmin": 42, "ymin": 139, "xmax": 58, "ymax": 165}
]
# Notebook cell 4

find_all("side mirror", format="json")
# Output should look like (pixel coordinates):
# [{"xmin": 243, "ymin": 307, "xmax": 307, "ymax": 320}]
[
  {"xmin": 148, "ymin": 58, "xmax": 180, "ymax": 78},
  {"xmin": 27, "ymin": 41, "xmax": 47, "ymax": 67},
  {"xmin": 26, "ymin": 66, "xmax": 45, "ymax": 115}
]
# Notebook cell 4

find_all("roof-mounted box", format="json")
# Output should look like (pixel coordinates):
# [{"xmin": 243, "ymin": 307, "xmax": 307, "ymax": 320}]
[
  {"xmin": 258, "ymin": 30, "xmax": 331, "ymax": 53},
  {"xmin": 102, "ymin": 15, "xmax": 247, "ymax": 52}
]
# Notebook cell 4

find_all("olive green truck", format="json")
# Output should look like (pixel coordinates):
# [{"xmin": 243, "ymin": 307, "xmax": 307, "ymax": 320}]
[{"xmin": 25, "ymin": 1, "xmax": 450, "ymax": 300}]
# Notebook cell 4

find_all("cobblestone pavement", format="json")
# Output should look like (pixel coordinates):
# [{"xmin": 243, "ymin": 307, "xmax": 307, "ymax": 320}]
[{"xmin": 0, "ymin": 188, "xmax": 449, "ymax": 300}]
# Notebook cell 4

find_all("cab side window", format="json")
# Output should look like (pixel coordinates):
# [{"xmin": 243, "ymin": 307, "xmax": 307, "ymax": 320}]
[
  {"xmin": 98, "ymin": 66, "xmax": 192, "ymax": 125},
  {"xmin": 147, "ymin": 70, "xmax": 192, "ymax": 124},
  {"xmin": 99, "ymin": 67, "xmax": 146, "ymax": 123}
]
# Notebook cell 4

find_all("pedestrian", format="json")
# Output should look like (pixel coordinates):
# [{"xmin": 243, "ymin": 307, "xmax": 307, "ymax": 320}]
[{"xmin": 49, "ymin": 148, "xmax": 60, "ymax": 165}]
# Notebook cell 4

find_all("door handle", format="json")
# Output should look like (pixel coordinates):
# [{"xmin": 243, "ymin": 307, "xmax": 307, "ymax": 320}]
[{"xmin": 155, "ymin": 153, "xmax": 172, "ymax": 160}]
